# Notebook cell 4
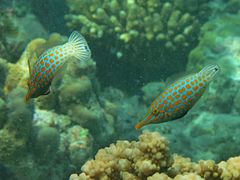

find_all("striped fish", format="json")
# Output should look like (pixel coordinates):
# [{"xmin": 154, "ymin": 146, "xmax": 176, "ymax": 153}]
[
  {"xmin": 135, "ymin": 64, "xmax": 220, "ymax": 129},
  {"xmin": 25, "ymin": 31, "xmax": 91, "ymax": 102}
]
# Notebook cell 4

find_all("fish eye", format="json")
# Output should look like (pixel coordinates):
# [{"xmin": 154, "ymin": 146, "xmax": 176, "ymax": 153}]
[
  {"xmin": 214, "ymin": 67, "xmax": 218, "ymax": 71},
  {"xmin": 152, "ymin": 108, "xmax": 159, "ymax": 115}
]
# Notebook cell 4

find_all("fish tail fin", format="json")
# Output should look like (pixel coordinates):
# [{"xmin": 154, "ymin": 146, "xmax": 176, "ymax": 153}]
[{"xmin": 68, "ymin": 31, "xmax": 91, "ymax": 61}]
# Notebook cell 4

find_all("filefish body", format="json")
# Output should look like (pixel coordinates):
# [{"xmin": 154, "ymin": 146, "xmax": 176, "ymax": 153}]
[
  {"xmin": 135, "ymin": 64, "xmax": 220, "ymax": 129},
  {"xmin": 25, "ymin": 31, "xmax": 91, "ymax": 102}
]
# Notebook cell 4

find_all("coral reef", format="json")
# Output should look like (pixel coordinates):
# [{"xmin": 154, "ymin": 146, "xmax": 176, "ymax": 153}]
[
  {"xmin": 65, "ymin": 0, "xmax": 210, "ymax": 89},
  {"xmin": 0, "ymin": 0, "xmax": 47, "ymax": 62},
  {"xmin": 0, "ymin": 8, "xmax": 18, "ymax": 60},
  {"xmin": 74, "ymin": 131, "xmax": 170, "ymax": 179},
  {"xmin": 70, "ymin": 132, "xmax": 240, "ymax": 180},
  {"xmin": 32, "ymin": 126, "xmax": 60, "ymax": 163},
  {"xmin": 0, "ymin": 32, "xmax": 95, "ymax": 179}
]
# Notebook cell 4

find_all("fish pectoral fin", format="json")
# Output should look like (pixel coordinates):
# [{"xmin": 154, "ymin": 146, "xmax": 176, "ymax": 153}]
[{"xmin": 43, "ymin": 87, "xmax": 51, "ymax": 95}]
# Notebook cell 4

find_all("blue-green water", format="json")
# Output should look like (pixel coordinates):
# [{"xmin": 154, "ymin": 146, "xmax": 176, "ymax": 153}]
[{"xmin": 0, "ymin": 0, "xmax": 240, "ymax": 179}]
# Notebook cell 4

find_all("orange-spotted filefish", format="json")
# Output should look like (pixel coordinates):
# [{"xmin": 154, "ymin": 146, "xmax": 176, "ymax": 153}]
[
  {"xmin": 25, "ymin": 31, "xmax": 91, "ymax": 102},
  {"xmin": 135, "ymin": 64, "xmax": 220, "ymax": 129}
]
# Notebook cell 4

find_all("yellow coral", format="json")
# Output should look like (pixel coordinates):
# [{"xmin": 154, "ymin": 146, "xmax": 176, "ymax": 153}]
[
  {"xmin": 70, "ymin": 132, "xmax": 240, "ymax": 179},
  {"xmin": 219, "ymin": 156, "xmax": 240, "ymax": 180},
  {"xmin": 76, "ymin": 131, "xmax": 169, "ymax": 179}
]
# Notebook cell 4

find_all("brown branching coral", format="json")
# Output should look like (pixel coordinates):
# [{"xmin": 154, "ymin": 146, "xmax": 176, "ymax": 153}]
[
  {"xmin": 73, "ymin": 131, "xmax": 170, "ymax": 179},
  {"xmin": 219, "ymin": 157, "xmax": 240, "ymax": 180},
  {"xmin": 65, "ymin": 0, "xmax": 211, "ymax": 89},
  {"xmin": 70, "ymin": 132, "xmax": 240, "ymax": 180}
]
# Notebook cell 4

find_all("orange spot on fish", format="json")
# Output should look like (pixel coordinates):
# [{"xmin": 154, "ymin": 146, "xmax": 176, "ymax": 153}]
[
  {"xmin": 174, "ymin": 86, "xmax": 178, "ymax": 90},
  {"xmin": 194, "ymin": 79, "xmax": 198, "ymax": 83},
  {"xmin": 37, "ymin": 72, "xmax": 41, "ymax": 77},
  {"xmin": 176, "ymin": 95, "xmax": 180, "ymax": 99},
  {"xmin": 56, "ymin": 50, "xmax": 59, "ymax": 54},
  {"xmin": 152, "ymin": 117, "xmax": 159, "ymax": 122},
  {"xmin": 191, "ymin": 81, "xmax": 195, "ymax": 85},
  {"xmin": 44, "ymin": 57, "xmax": 48, "ymax": 61},
  {"xmin": 161, "ymin": 95, "xmax": 165, "ymax": 98},
  {"xmin": 193, "ymin": 86, "xmax": 199, "ymax": 91},
  {"xmin": 60, "ymin": 48, "xmax": 63, "ymax": 52},
  {"xmin": 164, "ymin": 91, "xmax": 168, "ymax": 95},
  {"xmin": 60, "ymin": 54, "xmax": 63, "ymax": 57},
  {"xmin": 167, "ymin": 95, "xmax": 173, "ymax": 100},
  {"xmin": 52, "ymin": 64, "xmax": 56, "ymax": 68},
  {"xmin": 180, "ymin": 105, "xmax": 184, "ymax": 109},
  {"xmin": 159, "ymin": 104, "xmax": 164, "ymax": 108},
  {"xmin": 186, "ymin": 84, "xmax": 191, "ymax": 89},
  {"xmin": 56, "ymin": 61, "xmax": 59, "ymax": 64},
  {"xmin": 199, "ymin": 83, "xmax": 203, "ymax": 87},
  {"xmin": 165, "ymin": 106, "xmax": 169, "ymax": 111},
  {"xmin": 46, "ymin": 63, "xmax": 50, "ymax": 67},
  {"xmin": 164, "ymin": 100, "xmax": 167, "ymax": 104},
  {"xmin": 186, "ymin": 79, "xmax": 190, "ymax": 82},
  {"xmin": 195, "ymin": 93, "xmax": 199, "ymax": 97},
  {"xmin": 182, "ymin": 95, "xmax": 187, "ymax": 100},
  {"xmin": 181, "ymin": 81, "xmax": 185, "ymax": 85},
  {"xmin": 55, "ymin": 56, "xmax": 59, "ymax": 60},
  {"xmin": 173, "ymin": 92, "xmax": 177, "ymax": 95},
  {"xmin": 174, "ymin": 100, "xmax": 181, "ymax": 106},
  {"xmin": 169, "ymin": 88, "xmax": 173, "ymax": 93},
  {"xmin": 50, "ymin": 53, "xmax": 54, "ymax": 56},
  {"xmin": 179, "ymin": 88, "xmax": 186, "ymax": 93},
  {"xmin": 40, "ymin": 60, "xmax": 44, "ymax": 65},
  {"xmin": 50, "ymin": 59, "xmax": 54, "ymax": 63},
  {"xmin": 187, "ymin": 91, "xmax": 193, "ymax": 96},
  {"xmin": 41, "ymin": 67, "xmax": 46, "ymax": 72}
]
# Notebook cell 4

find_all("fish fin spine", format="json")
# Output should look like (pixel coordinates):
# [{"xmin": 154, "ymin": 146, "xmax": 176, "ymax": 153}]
[
  {"xmin": 68, "ymin": 31, "xmax": 91, "ymax": 61},
  {"xmin": 24, "ymin": 94, "xmax": 30, "ymax": 103}
]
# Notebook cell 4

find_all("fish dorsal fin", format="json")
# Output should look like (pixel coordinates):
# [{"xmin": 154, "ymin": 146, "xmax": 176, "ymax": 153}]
[{"xmin": 43, "ymin": 87, "xmax": 51, "ymax": 95}]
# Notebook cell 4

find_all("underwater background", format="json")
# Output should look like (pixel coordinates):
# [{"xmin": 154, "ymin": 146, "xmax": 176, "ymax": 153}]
[{"xmin": 0, "ymin": 0, "xmax": 240, "ymax": 179}]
